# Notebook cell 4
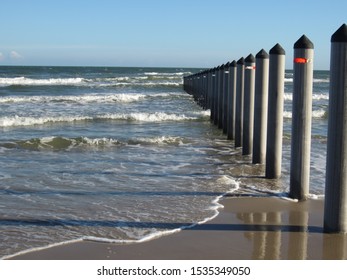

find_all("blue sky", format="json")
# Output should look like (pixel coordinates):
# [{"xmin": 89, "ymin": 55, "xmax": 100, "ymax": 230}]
[{"xmin": 0, "ymin": 0, "xmax": 346, "ymax": 69}]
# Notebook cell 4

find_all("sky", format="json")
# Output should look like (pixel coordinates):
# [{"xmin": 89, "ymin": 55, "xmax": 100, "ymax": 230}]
[{"xmin": 0, "ymin": 0, "xmax": 346, "ymax": 69}]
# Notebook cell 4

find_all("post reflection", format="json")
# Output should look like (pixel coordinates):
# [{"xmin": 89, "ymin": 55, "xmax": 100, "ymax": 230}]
[
  {"xmin": 235, "ymin": 206, "xmax": 347, "ymax": 260},
  {"xmin": 288, "ymin": 211, "xmax": 308, "ymax": 260}
]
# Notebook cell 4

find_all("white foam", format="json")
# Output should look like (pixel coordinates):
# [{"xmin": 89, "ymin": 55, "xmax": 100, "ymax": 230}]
[
  {"xmin": 312, "ymin": 93, "xmax": 329, "ymax": 100},
  {"xmin": 144, "ymin": 72, "xmax": 189, "ymax": 76},
  {"xmin": 279, "ymin": 193, "xmax": 325, "ymax": 202},
  {"xmin": 0, "ymin": 77, "xmax": 84, "ymax": 86},
  {"xmin": 283, "ymin": 109, "xmax": 326, "ymax": 119},
  {"xmin": 1, "ymin": 238, "xmax": 85, "ymax": 260},
  {"xmin": 313, "ymin": 78, "xmax": 329, "ymax": 83},
  {"xmin": 284, "ymin": 78, "xmax": 329, "ymax": 83},
  {"xmin": 0, "ymin": 76, "xmax": 183, "ymax": 88},
  {"xmin": 97, "ymin": 81, "xmax": 182, "ymax": 87},
  {"xmin": 0, "ymin": 110, "xmax": 209, "ymax": 127},
  {"xmin": 79, "ymin": 137, "xmax": 121, "ymax": 146},
  {"xmin": 2, "ymin": 175, "xmax": 240, "ymax": 260},
  {"xmin": 100, "ymin": 112, "xmax": 197, "ymax": 122},
  {"xmin": 142, "ymin": 81, "xmax": 181, "ymax": 86},
  {"xmin": 0, "ymin": 93, "xmax": 146, "ymax": 104},
  {"xmin": 284, "ymin": 93, "xmax": 329, "ymax": 101},
  {"xmin": 0, "ymin": 115, "xmax": 93, "ymax": 127},
  {"xmin": 131, "ymin": 136, "xmax": 184, "ymax": 145},
  {"xmin": 307, "ymin": 193, "xmax": 325, "ymax": 200}
]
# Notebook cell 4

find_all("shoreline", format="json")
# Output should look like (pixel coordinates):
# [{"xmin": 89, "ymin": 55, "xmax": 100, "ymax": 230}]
[
  {"xmin": 7, "ymin": 195, "xmax": 347, "ymax": 260},
  {"xmin": 3, "ymin": 187, "xmax": 230, "ymax": 260}
]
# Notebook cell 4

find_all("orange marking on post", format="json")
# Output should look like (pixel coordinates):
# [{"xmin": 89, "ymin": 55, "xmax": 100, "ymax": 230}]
[{"xmin": 294, "ymin": 57, "xmax": 308, "ymax": 64}]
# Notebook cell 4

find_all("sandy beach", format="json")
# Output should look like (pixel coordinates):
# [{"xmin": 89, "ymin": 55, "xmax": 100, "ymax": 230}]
[{"xmin": 8, "ymin": 195, "xmax": 347, "ymax": 260}]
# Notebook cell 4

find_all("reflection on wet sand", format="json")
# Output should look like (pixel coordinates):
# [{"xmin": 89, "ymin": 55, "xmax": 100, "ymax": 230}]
[{"xmin": 232, "ymin": 197, "xmax": 347, "ymax": 259}]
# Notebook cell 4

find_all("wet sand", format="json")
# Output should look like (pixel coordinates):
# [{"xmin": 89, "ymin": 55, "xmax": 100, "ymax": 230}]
[{"xmin": 8, "ymin": 196, "xmax": 347, "ymax": 260}]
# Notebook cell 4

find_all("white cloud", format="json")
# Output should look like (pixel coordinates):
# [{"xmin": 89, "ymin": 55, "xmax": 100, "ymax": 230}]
[
  {"xmin": 10, "ymin": 51, "xmax": 23, "ymax": 59},
  {"xmin": 0, "ymin": 52, "xmax": 4, "ymax": 61}
]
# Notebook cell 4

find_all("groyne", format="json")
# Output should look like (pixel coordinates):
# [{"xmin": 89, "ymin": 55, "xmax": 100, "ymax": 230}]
[{"xmin": 183, "ymin": 23, "xmax": 347, "ymax": 233}]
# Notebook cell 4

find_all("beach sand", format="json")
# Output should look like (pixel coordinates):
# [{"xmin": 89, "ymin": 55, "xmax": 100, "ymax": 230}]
[{"xmin": 8, "ymin": 196, "xmax": 347, "ymax": 260}]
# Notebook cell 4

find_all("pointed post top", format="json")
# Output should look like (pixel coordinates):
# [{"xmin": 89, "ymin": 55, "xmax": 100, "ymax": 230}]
[
  {"xmin": 331, "ymin": 23, "xmax": 347, "ymax": 42},
  {"xmin": 237, "ymin": 57, "xmax": 244, "ymax": 64},
  {"xmin": 294, "ymin": 35, "xmax": 314, "ymax": 49},
  {"xmin": 230, "ymin": 60, "xmax": 237, "ymax": 67},
  {"xmin": 256, "ymin": 49, "xmax": 269, "ymax": 59},
  {"xmin": 245, "ymin": 53, "xmax": 255, "ymax": 63},
  {"xmin": 270, "ymin": 43, "xmax": 285, "ymax": 55}
]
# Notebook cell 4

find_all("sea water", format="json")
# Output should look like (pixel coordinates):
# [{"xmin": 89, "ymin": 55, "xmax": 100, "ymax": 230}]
[{"xmin": 0, "ymin": 66, "xmax": 328, "ymax": 258}]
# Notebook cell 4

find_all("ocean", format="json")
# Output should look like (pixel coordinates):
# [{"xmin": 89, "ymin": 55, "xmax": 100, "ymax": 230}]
[{"xmin": 0, "ymin": 66, "xmax": 328, "ymax": 258}]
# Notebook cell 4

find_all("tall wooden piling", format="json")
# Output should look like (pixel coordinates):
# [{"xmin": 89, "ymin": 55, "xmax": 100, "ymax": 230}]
[
  {"xmin": 213, "ymin": 66, "xmax": 221, "ymax": 125},
  {"xmin": 218, "ymin": 64, "xmax": 225, "ymax": 129},
  {"xmin": 243, "ymin": 54, "xmax": 256, "ymax": 155},
  {"xmin": 206, "ymin": 69, "xmax": 212, "ymax": 110},
  {"xmin": 253, "ymin": 49, "xmax": 269, "ymax": 164},
  {"xmin": 324, "ymin": 23, "xmax": 347, "ymax": 233},
  {"xmin": 227, "ymin": 60, "xmax": 237, "ymax": 140},
  {"xmin": 289, "ymin": 35, "xmax": 314, "ymax": 200},
  {"xmin": 210, "ymin": 68, "xmax": 216, "ymax": 122},
  {"xmin": 235, "ymin": 57, "xmax": 245, "ymax": 148},
  {"xmin": 202, "ymin": 71, "xmax": 208, "ymax": 109},
  {"xmin": 265, "ymin": 44, "xmax": 285, "ymax": 179},
  {"xmin": 223, "ymin": 63, "xmax": 230, "ymax": 134}
]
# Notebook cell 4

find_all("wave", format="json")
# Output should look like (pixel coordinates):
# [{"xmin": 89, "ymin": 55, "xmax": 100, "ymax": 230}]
[
  {"xmin": 95, "ymin": 80, "xmax": 182, "ymax": 87},
  {"xmin": 284, "ymin": 78, "xmax": 329, "ymax": 83},
  {"xmin": 0, "ymin": 76, "xmax": 183, "ymax": 88},
  {"xmin": 284, "ymin": 93, "xmax": 329, "ymax": 101},
  {"xmin": 2, "ymin": 92, "xmax": 329, "ymax": 104},
  {"xmin": 313, "ymin": 78, "xmax": 329, "ymax": 83},
  {"xmin": 0, "ymin": 77, "xmax": 85, "ymax": 86},
  {"xmin": 2, "ymin": 174, "xmax": 239, "ymax": 260},
  {"xmin": 103, "ymin": 112, "xmax": 198, "ymax": 122},
  {"xmin": 0, "ymin": 111, "xmax": 210, "ymax": 127},
  {"xmin": 283, "ymin": 109, "xmax": 327, "ymax": 119},
  {"xmin": 0, "ymin": 115, "xmax": 93, "ymax": 127},
  {"xmin": 0, "ymin": 91, "xmax": 188, "ymax": 104},
  {"xmin": 0, "ymin": 93, "xmax": 146, "ymax": 104},
  {"xmin": 144, "ymin": 72, "xmax": 191, "ymax": 76},
  {"xmin": 0, "ymin": 135, "xmax": 189, "ymax": 151}
]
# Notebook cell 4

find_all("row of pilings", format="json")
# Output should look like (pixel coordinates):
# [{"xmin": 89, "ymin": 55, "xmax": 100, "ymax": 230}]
[{"xmin": 183, "ymin": 23, "xmax": 347, "ymax": 234}]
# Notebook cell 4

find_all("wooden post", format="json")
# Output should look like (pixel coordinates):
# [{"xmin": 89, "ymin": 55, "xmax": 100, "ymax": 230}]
[
  {"xmin": 243, "ymin": 54, "xmax": 256, "ymax": 155},
  {"xmin": 210, "ymin": 68, "xmax": 217, "ymax": 122},
  {"xmin": 227, "ymin": 60, "xmax": 237, "ymax": 140},
  {"xmin": 213, "ymin": 66, "xmax": 221, "ymax": 125},
  {"xmin": 289, "ymin": 35, "xmax": 314, "ymax": 200},
  {"xmin": 265, "ymin": 44, "xmax": 285, "ymax": 179},
  {"xmin": 324, "ymin": 23, "xmax": 347, "ymax": 233},
  {"xmin": 223, "ymin": 62, "xmax": 230, "ymax": 134},
  {"xmin": 253, "ymin": 49, "xmax": 269, "ymax": 164},
  {"xmin": 235, "ymin": 57, "xmax": 245, "ymax": 148},
  {"xmin": 218, "ymin": 64, "xmax": 225, "ymax": 129}
]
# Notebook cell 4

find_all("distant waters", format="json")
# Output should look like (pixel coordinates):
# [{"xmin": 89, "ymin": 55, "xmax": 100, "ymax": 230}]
[{"xmin": 0, "ymin": 66, "xmax": 328, "ymax": 258}]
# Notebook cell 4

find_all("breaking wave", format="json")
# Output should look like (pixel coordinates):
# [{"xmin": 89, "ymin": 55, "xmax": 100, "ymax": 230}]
[
  {"xmin": 0, "ymin": 111, "xmax": 210, "ymax": 127},
  {"xmin": 283, "ymin": 109, "xmax": 327, "ymax": 119},
  {"xmin": 284, "ymin": 93, "xmax": 329, "ymax": 101},
  {"xmin": 0, "ymin": 75, "xmax": 183, "ymax": 88},
  {"xmin": 0, "ymin": 93, "xmax": 146, "ymax": 104},
  {"xmin": 0, "ymin": 135, "xmax": 189, "ymax": 151}
]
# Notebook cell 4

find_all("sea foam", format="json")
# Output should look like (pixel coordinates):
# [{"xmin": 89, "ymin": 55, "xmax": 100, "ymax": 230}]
[
  {"xmin": 0, "ymin": 111, "xmax": 208, "ymax": 127},
  {"xmin": 0, "ymin": 93, "xmax": 146, "ymax": 104},
  {"xmin": 0, "ymin": 77, "xmax": 84, "ymax": 86}
]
